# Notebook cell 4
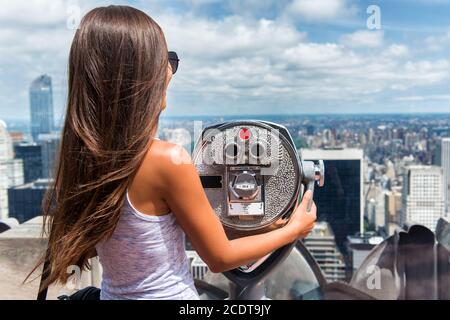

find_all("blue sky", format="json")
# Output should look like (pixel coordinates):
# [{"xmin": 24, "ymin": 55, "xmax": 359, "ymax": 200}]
[{"xmin": 1, "ymin": 0, "xmax": 450, "ymax": 122}]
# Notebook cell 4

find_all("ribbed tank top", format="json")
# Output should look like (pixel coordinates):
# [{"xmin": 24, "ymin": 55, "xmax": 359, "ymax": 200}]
[{"xmin": 95, "ymin": 192, "xmax": 199, "ymax": 300}]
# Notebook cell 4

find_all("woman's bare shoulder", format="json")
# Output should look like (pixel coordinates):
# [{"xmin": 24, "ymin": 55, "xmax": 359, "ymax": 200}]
[
  {"xmin": 140, "ymin": 140, "xmax": 193, "ymax": 180},
  {"xmin": 148, "ymin": 140, "xmax": 191, "ymax": 164},
  {"xmin": 135, "ymin": 140, "xmax": 196, "ymax": 197}
]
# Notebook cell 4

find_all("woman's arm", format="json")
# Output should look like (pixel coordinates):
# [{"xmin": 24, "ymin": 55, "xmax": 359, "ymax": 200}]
[{"xmin": 158, "ymin": 145, "xmax": 316, "ymax": 273}]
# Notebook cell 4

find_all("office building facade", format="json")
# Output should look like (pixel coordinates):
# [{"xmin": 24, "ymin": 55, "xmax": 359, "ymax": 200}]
[
  {"xmin": 38, "ymin": 133, "xmax": 60, "ymax": 179},
  {"xmin": 435, "ymin": 138, "xmax": 450, "ymax": 214},
  {"xmin": 30, "ymin": 75, "xmax": 54, "ymax": 142},
  {"xmin": 186, "ymin": 250, "xmax": 209, "ymax": 280},
  {"xmin": 303, "ymin": 222, "xmax": 347, "ymax": 282},
  {"xmin": 8, "ymin": 179, "xmax": 50, "ymax": 223},
  {"xmin": 401, "ymin": 165, "xmax": 445, "ymax": 231},
  {"xmin": 300, "ymin": 148, "xmax": 364, "ymax": 253},
  {"xmin": 346, "ymin": 233, "xmax": 383, "ymax": 275},
  {"xmin": 0, "ymin": 121, "xmax": 24, "ymax": 219},
  {"xmin": 14, "ymin": 143, "xmax": 42, "ymax": 183},
  {"xmin": 0, "ymin": 120, "xmax": 13, "ymax": 161}
]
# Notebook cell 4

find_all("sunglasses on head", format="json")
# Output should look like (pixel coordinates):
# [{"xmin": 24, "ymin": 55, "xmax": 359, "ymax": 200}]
[{"xmin": 168, "ymin": 51, "xmax": 179, "ymax": 75}]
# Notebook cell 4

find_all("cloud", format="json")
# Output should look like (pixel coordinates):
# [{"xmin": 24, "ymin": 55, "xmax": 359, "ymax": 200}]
[
  {"xmin": 160, "ymin": 15, "xmax": 306, "ymax": 59},
  {"xmin": 0, "ymin": 0, "xmax": 450, "ymax": 119},
  {"xmin": 382, "ymin": 44, "xmax": 409, "ymax": 58},
  {"xmin": 284, "ymin": 42, "xmax": 362, "ymax": 69},
  {"xmin": 159, "ymin": 11, "xmax": 447, "ymax": 103},
  {"xmin": 340, "ymin": 30, "xmax": 384, "ymax": 48},
  {"xmin": 285, "ymin": 0, "xmax": 357, "ymax": 22},
  {"xmin": 154, "ymin": 8, "xmax": 449, "ymax": 105},
  {"xmin": 425, "ymin": 31, "xmax": 450, "ymax": 51},
  {"xmin": 0, "ymin": 0, "xmax": 67, "ymax": 27}
]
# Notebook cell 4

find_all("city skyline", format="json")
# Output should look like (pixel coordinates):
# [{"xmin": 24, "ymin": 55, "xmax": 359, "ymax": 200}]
[
  {"xmin": 2, "ymin": 1, "xmax": 450, "ymax": 120},
  {"xmin": 0, "ymin": 87, "xmax": 449, "ymax": 298},
  {"xmin": 4, "ymin": 108, "xmax": 450, "ymax": 126}
]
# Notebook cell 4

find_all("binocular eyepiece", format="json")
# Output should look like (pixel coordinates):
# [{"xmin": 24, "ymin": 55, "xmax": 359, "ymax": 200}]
[
  {"xmin": 193, "ymin": 120, "xmax": 325, "ymax": 293},
  {"xmin": 193, "ymin": 120, "xmax": 325, "ymax": 235}
]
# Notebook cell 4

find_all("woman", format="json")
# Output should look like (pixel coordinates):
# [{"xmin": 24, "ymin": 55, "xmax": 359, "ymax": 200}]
[{"xmin": 34, "ymin": 5, "xmax": 316, "ymax": 300}]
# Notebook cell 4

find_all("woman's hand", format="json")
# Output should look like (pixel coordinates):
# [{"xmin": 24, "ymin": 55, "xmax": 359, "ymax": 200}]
[{"xmin": 286, "ymin": 190, "xmax": 317, "ymax": 240}]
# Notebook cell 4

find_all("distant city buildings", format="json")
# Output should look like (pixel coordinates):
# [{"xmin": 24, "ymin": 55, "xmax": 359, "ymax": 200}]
[
  {"xmin": 0, "ymin": 120, "xmax": 13, "ymax": 161},
  {"xmin": 30, "ymin": 75, "xmax": 54, "ymax": 142},
  {"xmin": 384, "ymin": 188, "xmax": 402, "ymax": 234},
  {"xmin": 185, "ymin": 239, "xmax": 210, "ymax": 280},
  {"xmin": 38, "ymin": 133, "xmax": 60, "ymax": 179},
  {"xmin": 2, "ymin": 107, "xmax": 450, "ymax": 288},
  {"xmin": 300, "ymin": 148, "xmax": 364, "ymax": 253},
  {"xmin": 8, "ymin": 132, "xmax": 24, "ymax": 145},
  {"xmin": 14, "ymin": 143, "xmax": 42, "ymax": 183},
  {"xmin": 303, "ymin": 222, "xmax": 347, "ymax": 282},
  {"xmin": 346, "ymin": 233, "xmax": 383, "ymax": 274},
  {"xmin": 186, "ymin": 250, "xmax": 209, "ymax": 280},
  {"xmin": 365, "ymin": 180, "xmax": 386, "ymax": 233},
  {"xmin": 0, "ymin": 165, "xmax": 9, "ymax": 220},
  {"xmin": 5, "ymin": 159, "xmax": 24, "ymax": 187},
  {"xmin": 159, "ymin": 127, "xmax": 192, "ymax": 150},
  {"xmin": 435, "ymin": 138, "xmax": 450, "ymax": 214},
  {"xmin": 0, "ymin": 75, "xmax": 58, "ymax": 220},
  {"xmin": 0, "ymin": 120, "xmax": 24, "ymax": 220},
  {"xmin": 401, "ymin": 165, "xmax": 445, "ymax": 231},
  {"xmin": 305, "ymin": 124, "xmax": 315, "ymax": 136},
  {"xmin": 7, "ymin": 179, "xmax": 50, "ymax": 223}
]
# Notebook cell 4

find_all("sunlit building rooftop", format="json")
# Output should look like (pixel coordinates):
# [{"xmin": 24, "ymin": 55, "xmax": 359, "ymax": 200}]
[{"xmin": 303, "ymin": 222, "xmax": 347, "ymax": 282}]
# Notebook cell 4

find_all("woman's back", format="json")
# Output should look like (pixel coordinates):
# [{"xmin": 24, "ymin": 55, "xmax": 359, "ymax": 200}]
[
  {"xmin": 96, "ymin": 191, "xmax": 199, "ymax": 300},
  {"xmin": 37, "ymin": 5, "xmax": 316, "ymax": 298}
]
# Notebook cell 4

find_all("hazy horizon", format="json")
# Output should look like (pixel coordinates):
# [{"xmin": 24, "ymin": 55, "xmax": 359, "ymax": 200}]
[{"xmin": 3, "ymin": 111, "xmax": 450, "ymax": 129}]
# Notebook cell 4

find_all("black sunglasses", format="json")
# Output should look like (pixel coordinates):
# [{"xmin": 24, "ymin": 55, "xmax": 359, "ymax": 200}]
[{"xmin": 168, "ymin": 51, "xmax": 179, "ymax": 75}]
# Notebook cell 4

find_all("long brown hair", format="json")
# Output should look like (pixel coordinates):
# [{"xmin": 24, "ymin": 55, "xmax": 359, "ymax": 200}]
[{"xmin": 30, "ymin": 5, "xmax": 169, "ymax": 290}]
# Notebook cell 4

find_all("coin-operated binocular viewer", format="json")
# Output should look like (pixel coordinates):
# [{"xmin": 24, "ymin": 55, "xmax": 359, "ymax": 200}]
[{"xmin": 192, "ymin": 121, "xmax": 325, "ymax": 300}]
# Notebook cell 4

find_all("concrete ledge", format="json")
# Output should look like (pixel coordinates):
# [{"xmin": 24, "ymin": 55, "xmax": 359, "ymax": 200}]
[{"xmin": 0, "ymin": 216, "xmax": 101, "ymax": 300}]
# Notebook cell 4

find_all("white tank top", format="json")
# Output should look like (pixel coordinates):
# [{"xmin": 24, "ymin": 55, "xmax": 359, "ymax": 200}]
[{"xmin": 96, "ymin": 192, "xmax": 199, "ymax": 300}]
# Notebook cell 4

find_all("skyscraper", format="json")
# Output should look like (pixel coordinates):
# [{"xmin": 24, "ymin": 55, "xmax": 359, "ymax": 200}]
[
  {"xmin": 0, "ymin": 121, "xmax": 10, "ymax": 220},
  {"xmin": 303, "ymin": 222, "xmax": 347, "ymax": 282},
  {"xmin": 346, "ymin": 233, "xmax": 383, "ymax": 276},
  {"xmin": 401, "ymin": 165, "xmax": 445, "ymax": 231},
  {"xmin": 384, "ymin": 188, "xmax": 402, "ymax": 234},
  {"xmin": 0, "ymin": 120, "xmax": 13, "ymax": 161},
  {"xmin": 186, "ymin": 251, "xmax": 209, "ymax": 280},
  {"xmin": 0, "ymin": 120, "xmax": 24, "ymax": 220},
  {"xmin": 14, "ymin": 143, "xmax": 43, "ymax": 183},
  {"xmin": 30, "ymin": 75, "xmax": 54, "ymax": 142},
  {"xmin": 435, "ymin": 138, "xmax": 450, "ymax": 214},
  {"xmin": 38, "ymin": 133, "xmax": 60, "ymax": 179},
  {"xmin": 300, "ymin": 148, "xmax": 364, "ymax": 253},
  {"xmin": 7, "ymin": 179, "xmax": 50, "ymax": 224}
]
